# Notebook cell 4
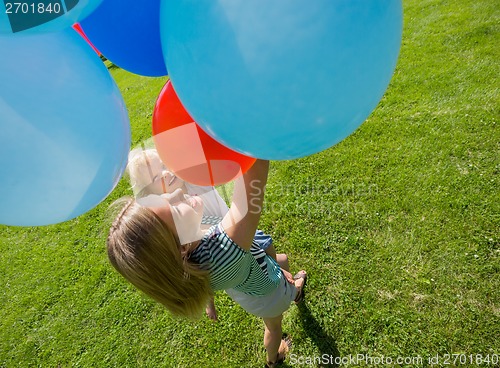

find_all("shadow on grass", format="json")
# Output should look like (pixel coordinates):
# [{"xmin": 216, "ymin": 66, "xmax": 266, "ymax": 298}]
[{"xmin": 291, "ymin": 302, "xmax": 340, "ymax": 367}]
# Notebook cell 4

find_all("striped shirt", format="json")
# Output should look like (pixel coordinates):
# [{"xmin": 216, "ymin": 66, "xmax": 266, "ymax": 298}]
[{"xmin": 189, "ymin": 224, "xmax": 282, "ymax": 296}]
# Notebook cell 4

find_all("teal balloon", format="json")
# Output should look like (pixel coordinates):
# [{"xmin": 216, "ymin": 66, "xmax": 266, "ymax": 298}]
[
  {"xmin": 0, "ymin": 30, "xmax": 130, "ymax": 226},
  {"xmin": 161, "ymin": 0, "xmax": 403, "ymax": 159},
  {"xmin": 0, "ymin": 0, "xmax": 103, "ymax": 34}
]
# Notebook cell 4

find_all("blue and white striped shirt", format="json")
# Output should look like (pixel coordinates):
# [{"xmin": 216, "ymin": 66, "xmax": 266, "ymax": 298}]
[{"xmin": 190, "ymin": 224, "xmax": 282, "ymax": 296}]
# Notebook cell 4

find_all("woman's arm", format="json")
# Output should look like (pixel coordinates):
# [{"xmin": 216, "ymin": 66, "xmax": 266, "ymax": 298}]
[{"xmin": 221, "ymin": 160, "xmax": 269, "ymax": 251}]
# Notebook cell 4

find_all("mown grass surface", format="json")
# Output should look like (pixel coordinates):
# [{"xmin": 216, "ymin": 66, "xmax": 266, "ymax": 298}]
[{"xmin": 1, "ymin": 0, "xmax": 498, "ymax": 366}]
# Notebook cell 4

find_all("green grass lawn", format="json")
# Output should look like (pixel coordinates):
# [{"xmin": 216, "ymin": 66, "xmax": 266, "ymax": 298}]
[{"xmin": 1, "ymin": 0, "xmax": 498, "ymax": 366}]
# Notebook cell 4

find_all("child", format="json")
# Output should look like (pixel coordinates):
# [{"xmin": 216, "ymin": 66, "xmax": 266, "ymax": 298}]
[
  {"xmin": 126, "ymin": 147, "xmax": 285, "ymax": 320},
  {"xmin": 108, "ymin": 157, "xmax": 307, "ymax": 367},
  {"xmin": 127, "ymin": 147, "xmax": 230, "ymax": 220}
]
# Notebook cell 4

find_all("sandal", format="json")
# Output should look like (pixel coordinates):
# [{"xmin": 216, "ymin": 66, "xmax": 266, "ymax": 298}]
[
  {"xmin": 293, "ymin": 270, "xmax": 307, "ymax": 304},
  {"xmin": 265, "ymin": 335, "xmax": 292, "ymax": 367}
]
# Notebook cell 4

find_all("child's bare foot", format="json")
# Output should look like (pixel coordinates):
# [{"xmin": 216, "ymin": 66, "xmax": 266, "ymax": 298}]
[{"xmin": 205, "ymin": 300, "xmax": 218, "ymax": 321}]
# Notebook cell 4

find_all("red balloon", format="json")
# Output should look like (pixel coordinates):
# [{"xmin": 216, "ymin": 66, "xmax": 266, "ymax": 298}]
[
  {"xmin": 72, "ymin": 23, "xmax": 101, "ymax": 56},
  {"xmin": 152, "ymin": 81, "xmax": 256, "ymax": 186}
]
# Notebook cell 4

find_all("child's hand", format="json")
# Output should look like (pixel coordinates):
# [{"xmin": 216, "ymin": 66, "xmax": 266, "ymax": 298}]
[{"xmin": 205, "ymin": 299, "xmax": 218, "ymax": 321}]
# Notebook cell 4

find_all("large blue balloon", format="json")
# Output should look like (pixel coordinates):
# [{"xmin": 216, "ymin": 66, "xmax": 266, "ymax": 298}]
[
  {"xmin": 0, "ymin": 0, "xmax": 103, "ymax": 34},
  {"xmin": 0, "ymin": 30, "xmax": 130, "ymax": 226},
  {"xmin": 80, "ymin": 0, "xmax": 167, "ymax": 77},
  {"xmin": 161, "ymin": 0, "xmax": 402, "ymax": 159}
]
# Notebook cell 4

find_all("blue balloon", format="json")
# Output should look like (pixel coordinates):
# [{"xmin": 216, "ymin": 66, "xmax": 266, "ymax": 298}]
[
  {"xmin": 0, "ymin": 0, "xmax": 103, "ymax": 35},
  {"xmin": 80, "ymin": 0, "xmax": 167, "ymax": 77},
  {"xmin": 161, "ymin": 0, "xmax": 402, "ymax": 159},
  {"xmin": 0, "ymin": 29, "xmax": 130, "ymax": 226}
]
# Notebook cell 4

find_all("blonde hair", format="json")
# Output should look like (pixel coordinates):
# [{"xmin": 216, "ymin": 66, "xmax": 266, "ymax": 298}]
[
  {"xmin": 127, "ymin": 148, "xmax": 162, "ymax": 197},
  {"xmin": 106, "ymin": 197, "xmax": 211, "ymax": 319}
]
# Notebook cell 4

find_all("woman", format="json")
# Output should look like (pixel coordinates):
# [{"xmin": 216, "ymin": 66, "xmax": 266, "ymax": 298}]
[{"xmin": 107, "ymin": 159, "xmax": 307, "ymax": 367}]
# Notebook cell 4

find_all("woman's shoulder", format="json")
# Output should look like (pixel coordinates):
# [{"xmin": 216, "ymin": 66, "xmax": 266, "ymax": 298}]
[
  {"xmin": 192, "ymin": 224, "xmax": 219, "ymax": 255},
  {"xmin": 191, "ymin": 223, "xmax": 248, "ymax": 268},
  {"xmin": 193, "ymin": 224, "xmax": 230, "ymax": 252},
  {"xmin": 196, "ymin": 223, "xmax": 249, "ymax": 255}
]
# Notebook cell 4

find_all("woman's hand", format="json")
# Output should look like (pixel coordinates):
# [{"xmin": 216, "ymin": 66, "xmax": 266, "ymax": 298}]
[{"xmin": 282, "ymin": 269, "xmax": 296, "ymax": 285}]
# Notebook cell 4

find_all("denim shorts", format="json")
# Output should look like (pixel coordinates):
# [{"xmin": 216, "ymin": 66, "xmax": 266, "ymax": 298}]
[
  {"xmin": 254, "ymin": 230, "xmax": 273, "ymax": 250},
  {"xmin": 226, "ymin": 275, "xmax": 297, "ymax": 319}
]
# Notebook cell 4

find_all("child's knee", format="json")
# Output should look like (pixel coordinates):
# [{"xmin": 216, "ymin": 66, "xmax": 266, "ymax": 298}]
[{"xmin": 277, "ymin": 253, "xmax": 288, "ymax": 263}]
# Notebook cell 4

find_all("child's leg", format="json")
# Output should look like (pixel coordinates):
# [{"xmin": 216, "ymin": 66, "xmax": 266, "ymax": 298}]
[
  {"xmin": 256, "ymin": 232, "xmax": 290, "ymax": 274},
  {"xmin": 264, "ymin": 243, "xmax": 277, "ymax": 261},
  {"xmin": 276, "ymin": 253, "xmax": 289, "ymax": 272},
  {"xmin": 205, "ymin": 296, "xmax": 218, "ymax": 321}
]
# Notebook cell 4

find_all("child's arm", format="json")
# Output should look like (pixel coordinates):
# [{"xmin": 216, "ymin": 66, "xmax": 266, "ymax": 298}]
[
  {"xmin": 264, "ymin": 243, "xmax": 277, "ymax": 261},
  {"xmin": 221, "ymin": 159, "xmax": 269, "ymax": 251}
]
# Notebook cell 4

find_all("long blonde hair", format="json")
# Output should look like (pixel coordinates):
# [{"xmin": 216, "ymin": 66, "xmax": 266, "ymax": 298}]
[{"xmin": 106, "ymin": 197, "xmax": 211, "ymax": 318}]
